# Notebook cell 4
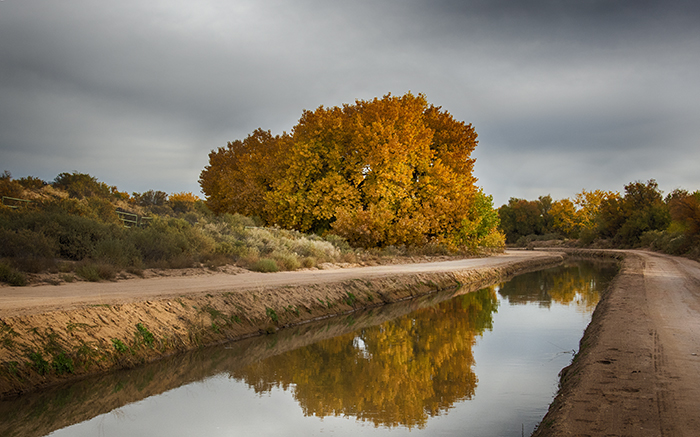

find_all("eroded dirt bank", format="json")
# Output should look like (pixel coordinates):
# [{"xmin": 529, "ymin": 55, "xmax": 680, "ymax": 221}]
[
  {"xmin": 533, "ymin": 250, "xmax": 700, "ymax": 436},
  {"xmin": 0, "ymin": 250, "xmax": 562, "ymax": 398}
]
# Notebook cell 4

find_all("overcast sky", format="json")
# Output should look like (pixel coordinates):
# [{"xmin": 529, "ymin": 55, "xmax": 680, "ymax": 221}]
[{"xmin": 1, "ymin": 0, "xmax": 699, "ymax": 207}]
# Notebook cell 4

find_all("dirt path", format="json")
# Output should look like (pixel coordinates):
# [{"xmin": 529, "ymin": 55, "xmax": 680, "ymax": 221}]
[
  {"xmin": 534, "ymin": 250, "xmax": 700, "ymax": 436},
  {"xmin": 0, "ymin": 250, "xmax": 549, "ymax": 318}
]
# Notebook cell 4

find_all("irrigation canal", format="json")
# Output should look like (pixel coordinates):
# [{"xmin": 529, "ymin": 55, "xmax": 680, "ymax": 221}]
[{"xmin": 0, "ymin": 259, "xmax": 618, "ymax": 437}]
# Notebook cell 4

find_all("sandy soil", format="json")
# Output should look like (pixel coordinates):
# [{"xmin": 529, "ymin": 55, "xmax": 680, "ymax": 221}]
[
  {"xmin": 0, "ymin": 250, "xmax": 550, "ymax": 318},
  {"xmin": 534, "ymin": 250, "xmax": 700, "ymax": 436}
]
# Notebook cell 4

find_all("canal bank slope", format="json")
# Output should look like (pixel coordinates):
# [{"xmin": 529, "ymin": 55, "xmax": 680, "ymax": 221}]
[
  {"xmin": 533, "ymin": 250, "xmax": 700, "ymax": 437},
  {"xmin": 0, "ymin": 250, "xmax": 562, "ymax": 398}
]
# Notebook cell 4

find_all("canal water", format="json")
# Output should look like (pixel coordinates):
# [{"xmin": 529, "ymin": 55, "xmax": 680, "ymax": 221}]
[{"xmin": 0, "ymin": 260, "xmax": 618, "ymax": 437}]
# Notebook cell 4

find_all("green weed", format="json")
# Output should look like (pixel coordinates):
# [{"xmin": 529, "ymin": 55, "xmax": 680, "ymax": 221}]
[
  {"xmin": 204, "ymin": 306, "xmax": 224, "ymax": 319},
  {"xmin": 1, "ymin": 325, "xmax": 19, "ymax": 349},
  {"xmin": 52, "ymin": 352, "xmax": 74, "ymax": 374},
  {"xmin": 266, "ymin": 307, "xmax": 278, "ymax": 323},
  {"xmin": 284, "ymin": 305, "xmax": 300, "ymax": 316},
  {"xmin": 29, "ymin": 351, "xmax": 49, "ymax": 375},
  {"xmin": 6, "ymin": 361, "xmax": 19, "ymax": 377},
  {"xmin": 111, "ymin": 338, "xmax": 129, "ymax": 353},
  {"xmin": 75, "ymin": 341, "xmax": 101, "ymax": 368},
  {"xmin": 135, "ymin": 323, "xmax": 155, "ymax": 348}
]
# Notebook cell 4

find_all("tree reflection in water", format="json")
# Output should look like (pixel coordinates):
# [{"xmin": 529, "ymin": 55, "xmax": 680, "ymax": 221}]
[
  {"xmin": 497, "ymin": 260, "xmax": 618, "ymax": 311},
  {"xmin": 230, "ymin": 287, "xmax": 499, "ymax": 429},
  {"xmin": 228, "ymin": 260, "xmax": 617, "ymax": 430}
]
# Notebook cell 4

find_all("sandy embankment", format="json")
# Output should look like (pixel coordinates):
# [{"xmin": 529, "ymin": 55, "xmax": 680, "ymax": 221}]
[
  {"xmin": 533, "ymin": 249, "xmax": 700, "ymax": 436},
  {"xmin": 0, "ymin": 250, "xmax": 563, "ymax": 398}
]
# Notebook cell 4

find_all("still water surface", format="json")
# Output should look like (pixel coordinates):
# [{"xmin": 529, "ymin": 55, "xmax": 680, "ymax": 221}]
[{"xmin": 1, "ymin": 260, "xmax": 618, "ymax": 437}]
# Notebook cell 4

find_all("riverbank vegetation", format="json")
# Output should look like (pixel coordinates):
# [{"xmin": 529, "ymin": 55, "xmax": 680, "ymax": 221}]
[
  {"xmin": 0, "ymin": 171, "xmax": 358, "ymax": 286},
  {"xmin": 498, "ymin": 179, "xmax": 700, "ymax": 259}
]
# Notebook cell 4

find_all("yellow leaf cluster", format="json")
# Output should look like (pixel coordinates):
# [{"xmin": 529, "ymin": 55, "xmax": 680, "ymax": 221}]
[{"xmin": 548, "ymin": 189, "xmax": 619, "ymax": 238}]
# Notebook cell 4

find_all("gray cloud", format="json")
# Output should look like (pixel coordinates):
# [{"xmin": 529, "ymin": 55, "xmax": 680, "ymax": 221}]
[{"xmin": 1, "ymin": 0, "xmax": 699, "ymax": 205}]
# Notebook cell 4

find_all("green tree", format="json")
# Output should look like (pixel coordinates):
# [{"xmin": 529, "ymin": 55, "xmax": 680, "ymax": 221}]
[
  {"xmin": 616, "ymin": 180, "xmax": 670, "ymax": 244},
  {"xmin": 0, "ymin": 171, "xmax": 25, "ymax": 199},
  {"xmin": 132, "ymin": 190, "xmax": 168, "ymax": 207},
  {"xmin": 53, "ymin": 172, "xmax": 113, "ymax": 199},
  {"xmin": 498, "ymin": 198, "xmax": 544, "ymax": 243}
]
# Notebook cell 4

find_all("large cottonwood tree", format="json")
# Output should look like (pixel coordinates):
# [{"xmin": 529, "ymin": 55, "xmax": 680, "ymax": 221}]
[{"xmin": 200, "ymin": 93, "xmax": 503, "ymax": 249}]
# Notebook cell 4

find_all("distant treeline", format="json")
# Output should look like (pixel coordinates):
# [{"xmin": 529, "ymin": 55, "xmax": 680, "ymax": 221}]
[{"xmin": 498, "ymin": 179, "xmax": 700, "ymax": 259}]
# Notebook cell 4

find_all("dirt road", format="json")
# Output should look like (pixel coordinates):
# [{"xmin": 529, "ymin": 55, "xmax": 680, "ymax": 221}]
[
  {"xmin": 0, "ymin": 250, "xmax": 550, "ymax": 318},
  {"xmin": 535, "ymin": 250, "xmax": 700, "ymax": 436}
]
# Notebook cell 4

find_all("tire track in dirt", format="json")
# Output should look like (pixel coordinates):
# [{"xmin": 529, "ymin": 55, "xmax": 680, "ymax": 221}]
[{"xmin": 534, "ymin": 250, "xmax": 700, "ymax": 437}]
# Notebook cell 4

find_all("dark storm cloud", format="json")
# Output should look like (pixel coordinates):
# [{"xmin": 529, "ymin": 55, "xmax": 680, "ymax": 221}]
[{"xmin": 1, "ymin": 0, "xmax": 699, "ymax": 205}]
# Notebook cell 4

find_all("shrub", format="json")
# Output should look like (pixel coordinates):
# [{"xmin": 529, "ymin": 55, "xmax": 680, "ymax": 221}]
[
  {"xmin": 250, "ymin": 258, "xmax": 279, "ymax": 272},
  {"xmin": 132, "ymin": 190, "xmax": 168, "ymax": 207},
  {"xmin": 0, "ymin": 228, "xmax": 56, "ymax": 273},
  {"xmin": 300, "ymin": 256, "xmax": 317, "ymax": 268},
  {"xmin": 0, "ymin": 262, "xmax": 27, "ymax": 286},
  {"xmin": 641, "ymin": 230, "xmax": 692, "ymax": 255},
  {"xmin": 47, "ymin": 213, "xmax": 116, "ymax": 260},
  {"xmin": 53, "ymin": 172, "xmax": 113, "ymax": 199},
  {"xmin": 169, "ymin": 192, "xmax": 199, "ymax": 213},
  {"xmin": 75, "ymin": 262, "xmax": 116, "ymax": 281},
  {"xmin": 273, "ymin": 252, "xmax": 301, "ymax": 270},
  {"xmin": 0, "ymin": 227, "xmax": 57, "ymax": 261},
  {"xmin": 75, "ymin": 263, "xmax": 101, "ymax": 282},
  {"xmin": 94, "ymin": 237, "xmax": 143, "ymax": 268},
  {"xmin": 0, "ymin": 171, "xmax": 24, "ymax": 198},
  {"xmin": 219, "ymin": 212, "xmax": 258, "ymax": 229},
  {"xmin": 17, "ymin": 176, "xmax": 47, "ymax": 190},
  {"xmin": 166, "ymin": 254, "xmax": 195, "ymax": 269}
]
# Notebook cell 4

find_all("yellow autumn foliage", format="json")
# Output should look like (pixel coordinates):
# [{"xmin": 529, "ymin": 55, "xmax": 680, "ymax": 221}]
[{"xmin": 200, "ymin": 93, "xmax": 503, "ymax": 249}]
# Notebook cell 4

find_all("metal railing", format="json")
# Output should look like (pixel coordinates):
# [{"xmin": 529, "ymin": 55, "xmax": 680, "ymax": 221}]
[
  {"xmin": 116, "ymin": 210, "xmax": 152, "ymax": 228},
  {"xmin": 2, "ymin": 196, "xmax": 31, "ymax": 208}
]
